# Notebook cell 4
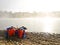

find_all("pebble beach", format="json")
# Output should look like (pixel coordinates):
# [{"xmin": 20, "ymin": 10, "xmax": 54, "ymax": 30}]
[{"xmin": 0, "ymin": 32, "xmax": 60, "ymax": 45}]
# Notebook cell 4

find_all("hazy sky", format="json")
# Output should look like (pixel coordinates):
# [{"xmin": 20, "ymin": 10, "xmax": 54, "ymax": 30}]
[{"xmin": 0, "ymin": 0, "xmax": 60, "ymax": 12}]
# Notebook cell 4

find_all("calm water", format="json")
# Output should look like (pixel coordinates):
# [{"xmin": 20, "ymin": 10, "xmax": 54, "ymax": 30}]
[{"xmin": 0, "ymin": 18, "xmax": 60, "ymax": 33}]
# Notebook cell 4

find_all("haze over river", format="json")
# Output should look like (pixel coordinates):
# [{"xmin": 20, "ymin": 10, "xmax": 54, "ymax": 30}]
[{"xmin": 0, "ymin": 17, "xmax": 60, "ymax": 34}]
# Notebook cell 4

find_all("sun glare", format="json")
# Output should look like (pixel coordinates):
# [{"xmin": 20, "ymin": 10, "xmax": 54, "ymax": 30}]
[
  {"xmin": 43, "ymin": 16, "xmax": 54, "ymax": 33},
  {"xmin": 25, "ymin": 17, "xmax": 54, "ymax": 33}
]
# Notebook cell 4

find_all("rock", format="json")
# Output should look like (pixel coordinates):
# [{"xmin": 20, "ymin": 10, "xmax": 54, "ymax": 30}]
[{"xmin": 0, "ymin": 32, "xmax": 60, "ymax": 45}]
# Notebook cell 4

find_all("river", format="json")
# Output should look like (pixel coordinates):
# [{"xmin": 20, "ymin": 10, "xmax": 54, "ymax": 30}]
[{"xmin": 0, "ymin": 17, "xmax": 60, "ymax": 33}]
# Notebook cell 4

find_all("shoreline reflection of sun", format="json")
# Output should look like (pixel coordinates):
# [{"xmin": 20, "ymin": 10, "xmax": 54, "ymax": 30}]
[
  {"xmin": 43, "ymin": 16, "xmax": 54, "ymax": 33},
  {"xmin": 23, "ymin": 16, "xmax": 54, "ymax": 33}
]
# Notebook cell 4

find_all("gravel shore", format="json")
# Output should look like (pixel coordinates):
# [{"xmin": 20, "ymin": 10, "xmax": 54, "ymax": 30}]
[{"xmin": 0, "ymin": 32, "xmax": 60, "ymax": 45}]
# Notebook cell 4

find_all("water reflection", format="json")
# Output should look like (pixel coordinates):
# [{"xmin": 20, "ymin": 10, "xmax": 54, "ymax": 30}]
[{"xmin": 0, "ymin": 17, "xmax": 60, "ymax": 33}]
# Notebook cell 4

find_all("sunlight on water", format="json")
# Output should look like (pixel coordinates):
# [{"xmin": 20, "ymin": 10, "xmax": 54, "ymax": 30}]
[
  {"xmin": 42, "ymin": 16, "xmax": 54, "ymax": 33},
  {"xmin": 0, "ymin": 17, "xmax": 60, "ymax": 33},
  {"xmin": 25, "ymin": 17, "xmax": 56, "ymax": 33},
  {"xmin": 22, "ymin": 17, "xmax": 60, "ymax": 33}
]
